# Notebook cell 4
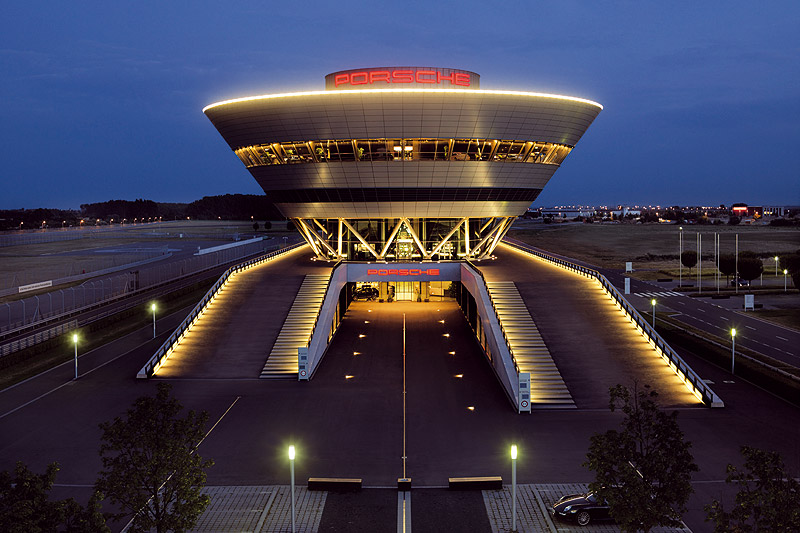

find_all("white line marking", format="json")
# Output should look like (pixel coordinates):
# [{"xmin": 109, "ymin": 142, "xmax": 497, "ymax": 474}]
[
  {"xmin": 697, "ymin": 308, "xmax": 705, "ymax": 313},
  {"xmin": 720, "ymin": 316, "xmax": 729, "ymax": 321},
  {"xmin": 777, "ymin": 336, "xmax": 789, "ymax": 341},
  {"xmin": 745, "ymin": 325, "xmax": 756, "ymax": 330}
]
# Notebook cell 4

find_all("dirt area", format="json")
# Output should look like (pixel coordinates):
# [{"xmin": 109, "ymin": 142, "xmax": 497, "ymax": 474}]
[{"xmin": 507, "ymin": 220, "xmax": 800, "ymax": 277}]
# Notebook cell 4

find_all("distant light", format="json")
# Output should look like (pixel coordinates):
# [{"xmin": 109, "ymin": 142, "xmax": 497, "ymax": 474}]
[
  {"xmin": 438, "ymin": 320, "xmax": 445, "ymax": 324},
  {"xmin": 449, "ymin": 351, "xmax": 456, "ymax": 355},
  {"xmin": 455, "ymin": 374, "xmax": 463, "ymax": 378},
  {"xmin": 353, "ymin": 351, "xmax": 361, "ymax": 356},
  {"xmin": 731, "ymin": 329, "xmax": 736, "ymax": 337},
  {"xmin": 345, "ymin": 375, "xmax": 354, "ymax": 379},
  {"xmin": 443, "ymin": 333, "xmax": 450, "ymax": 337},
  {"xmin": 364, "ymin": 320, "xmax": 370, "ymax": 324},
  {"xmin": 72, "ymin": 333, "xmax": 78, "ymax": 343},
  {"xmin": 511, "ymin": 444, "xmax": 518, "ymax": 460},
  {"xmin": 288, "ymin": 445, "xmax": 295, "ymax": 460},
  {"xmin": 467, "ymin": 406, "xmax": 475, "ymax": 411},
  {"xmin": 359, "ymin": 334, "xmax": 366, "ymax": 338},
  {"xmin": 151, "ymin": 303, "xmax": 156, "ymax": 311},
  {"xmin": 368, "ymin": 310, "xmax": 372, "ymax": 313},
  {"xmin": 651, "ymin": 299, "xmax": 656, "ymax": 306}
]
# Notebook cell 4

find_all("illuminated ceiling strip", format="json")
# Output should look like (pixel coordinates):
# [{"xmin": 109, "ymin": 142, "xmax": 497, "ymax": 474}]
[{"xmin": 203, "ymin": 89, "xmax": 603, "ymax": 113}]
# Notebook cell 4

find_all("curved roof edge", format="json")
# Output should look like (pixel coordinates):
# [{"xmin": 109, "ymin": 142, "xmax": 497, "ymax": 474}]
[{"xmin": 203, "ymin": 89, "xmax": 603, "ymax": 114}]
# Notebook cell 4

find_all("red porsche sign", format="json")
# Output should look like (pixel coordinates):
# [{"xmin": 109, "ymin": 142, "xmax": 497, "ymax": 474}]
[
  {"xmin": 326, "ymin": 67, "xmax": 480, "ymax": 91},
  {"xmin": 367, "ymin": 268, "xmax": 440, "ymax": 276}
]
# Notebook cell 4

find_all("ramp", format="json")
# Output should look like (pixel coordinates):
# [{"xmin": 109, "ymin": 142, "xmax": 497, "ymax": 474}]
[
  {"xmin": 260, "ymin": 274, "xmax": 330, "ymax": 379},
  {"xmin": 486, "ymin": 281, "xmax": 574, "ymax": 408}
]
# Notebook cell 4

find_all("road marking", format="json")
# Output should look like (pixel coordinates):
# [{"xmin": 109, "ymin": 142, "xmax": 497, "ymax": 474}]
[
  {"xmin": 697, "ymin": 308, "xmax": 705, "ymax": 313},
  {"xmin": 720, "ymin": 316, "xmax": 729, "ymax": 321},
  {"xmin": 397, "ymin": 491, "xmax": 412, "ymax": 533},
  {"xmin": 777, "ymin": 336, "xmax": 789, "ymax": 341},
  {"xmin": 745, "ymin": 325, "xmax": 756, "ymax": 330}
]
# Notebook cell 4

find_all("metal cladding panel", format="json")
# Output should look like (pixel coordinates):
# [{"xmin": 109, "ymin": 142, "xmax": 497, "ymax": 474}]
[
  {"xmin": 275, "ymin": 200, "xmax": 534, "ymax": 218},
  {"xmin": 204, "ymin": 91, "xmax": 601, "ymax": 149},
  {"xmin": 248, "ymin": 161, "xmax": 557, "ymax": 191}
]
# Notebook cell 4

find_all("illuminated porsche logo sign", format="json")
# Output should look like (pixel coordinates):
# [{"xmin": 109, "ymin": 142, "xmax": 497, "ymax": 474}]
[{"xmin": 325, "ymin": 67, "xmax": 480, "ymax": 91}]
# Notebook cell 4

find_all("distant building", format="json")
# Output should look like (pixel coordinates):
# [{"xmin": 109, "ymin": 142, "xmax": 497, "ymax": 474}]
[{"xmin": 541, "ymin": 207, "xmax": 595, "ymax": 219}]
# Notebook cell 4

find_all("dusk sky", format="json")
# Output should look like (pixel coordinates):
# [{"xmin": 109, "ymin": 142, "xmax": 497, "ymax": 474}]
[{"xmin": 2, "ymin": 1, "xmax": 798, "ymax": 210}]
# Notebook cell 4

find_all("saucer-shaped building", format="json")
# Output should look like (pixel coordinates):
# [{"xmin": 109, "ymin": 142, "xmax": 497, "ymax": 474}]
[{"xmin": 203, "ymin": 67, "xmax": 602, "ymax": 261}]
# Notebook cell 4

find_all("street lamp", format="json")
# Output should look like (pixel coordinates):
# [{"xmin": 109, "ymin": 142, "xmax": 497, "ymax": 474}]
[
  {"xmin": 511, "ymin": 444, "xmax": 518, "ymax": 532},
  {"xmin": 730, "ymin": 329, "xmax": 736, "ymax": 374},
  {"xmin": 784, "ymin": 269, "xmax": 789, "ymax": 292},
  {"xmin": 651, "ymin": 299, "xmax": 657, "ymax": 328},
  {"xmin": 288, "ymin": 445, "xmax": 296, "ymax": 533},
  {"xmin": 151, "ymin": 303, "xmax": 157, "ymax": 338},
  {"xmin": 73, "ymin": 333, "xmax": 79, "ymax": 379}
]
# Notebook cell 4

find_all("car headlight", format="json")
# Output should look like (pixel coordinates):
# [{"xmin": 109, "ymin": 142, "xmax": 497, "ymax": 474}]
[{"xmin": 563, "ymin": 505, "xmax": 572, "ymax": 512}]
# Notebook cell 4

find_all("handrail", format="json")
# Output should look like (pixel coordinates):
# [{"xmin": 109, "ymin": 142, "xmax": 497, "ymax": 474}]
[
  {"xmin": 502, "ymin": 239, "xmax": 723, "ymax": 407},
  {"xmin": 136, "ymin": 243, "xmax": 305, "ymax": 378},
  {"xmin": 305, "ymin": 260, "xmax": 341, "ymax": 348},
  {"xmin": 465, "ymin": 260, "xmax": 521, "ymax": 375}
]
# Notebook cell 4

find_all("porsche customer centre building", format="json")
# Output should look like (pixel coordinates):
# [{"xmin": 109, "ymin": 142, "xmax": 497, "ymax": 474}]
[{"xmin": 203, "ymin": 67, "xmax": 601, "ymax": 262}]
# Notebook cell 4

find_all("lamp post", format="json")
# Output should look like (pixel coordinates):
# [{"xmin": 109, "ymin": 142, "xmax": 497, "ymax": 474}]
[
  {"xmin": 288, "ymin": 445, "xmax": 296, "ymax": 533},
  {"xmin": 511, "ymin": 444, "xmax": 518, "ymax": 533},
  {"xmin": 730, "ymin": 329, "xmax": 736, "ymax": 374},
  {"xmin": 151, "ymin": 303, "xmax": 157, "ymax": 338},
  {"xmin": 784, "ymin": 269, "xmax": 789, "ymax": 292},
  {"xmin": 73, "ymin": 333, "xmax": 79, "ymax": 379},
  {"xmin": 775, "ymin": 256, "xmax": 779, "ymax": 277},
  {"xmin": 651, "ymin": 299, "xmax": 656, "ymax": 328}
]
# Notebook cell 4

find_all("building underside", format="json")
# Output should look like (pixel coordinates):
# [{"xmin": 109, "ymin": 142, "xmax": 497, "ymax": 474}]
[{"xmin": 293, "ymin": 216, "xmax": 515, "ymax": 261}]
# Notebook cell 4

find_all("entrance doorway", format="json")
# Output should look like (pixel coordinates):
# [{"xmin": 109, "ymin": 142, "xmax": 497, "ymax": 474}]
[{"xmin": 393, "ymin": 281, "xmax": 416, "ymax": 301}]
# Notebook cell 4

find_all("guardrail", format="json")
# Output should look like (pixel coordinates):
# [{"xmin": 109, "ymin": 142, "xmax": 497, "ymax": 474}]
[
  {"xmin": 1, "ymin": 320, "xmax": 78, "ymax": 358},
  {"xmin": 502, "ymin": 239, "xmax": 723, "ymax": 408},
  {"xmin": 136, "ymin": 243, "xmax": 305, "ymax": 378}
]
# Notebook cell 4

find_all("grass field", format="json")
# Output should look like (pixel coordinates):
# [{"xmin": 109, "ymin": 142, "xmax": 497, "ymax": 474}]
[
  {"xmin": 0, "ymin": 220, "xmax": 296, "ymax": 290},
  {"xmin": 507, "ymin": 220, "xmax": 800, "ymax": 280}
]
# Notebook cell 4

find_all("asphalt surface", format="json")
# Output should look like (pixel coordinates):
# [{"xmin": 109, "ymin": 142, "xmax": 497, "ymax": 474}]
[
  {"xmin": 503, "ymin": 240, "xmax": 800, "ymax": 368},
  {"xmin": 1, "ymin": 247, "xmax": 799, "ymax": 532}
]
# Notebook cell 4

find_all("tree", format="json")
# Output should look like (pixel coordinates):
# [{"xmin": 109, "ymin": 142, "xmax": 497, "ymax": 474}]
[
  {"xmin": 0, "ymin": 461, "xmax": 108, "ymax": 533},
  {"xmin": 584, "ymin": 384, "xmax": 698, "ymax": 532},
  {"xmin": 96, "ymin": 383, "xmax": 213, "ymax": 533},
  {"xmin": 263, "ymin": 220, "xmax": 272, "ymax": 230},
  {"xmin": 705, "ymin": 446, "xmax": 800, "ymax": 532},
  {"xmin": 736, "ymin": 252, "xmax": 763, "ymax": 284},
  {"xmin": 719, "ymin": 253, "xmax": 736, "ymax": 285},
  {"xmin": 252, "ymin": 221, "xmax": 260, "ymax": 231},
  {"xmin": 681, "ymin": 250, "xmax": 697, "ymax": 270}
]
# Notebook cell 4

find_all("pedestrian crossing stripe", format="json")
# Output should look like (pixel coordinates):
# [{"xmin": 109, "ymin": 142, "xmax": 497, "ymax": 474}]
[{"xmin": 635, "ymin": 291, "xmax": 684, "ymax": 298}]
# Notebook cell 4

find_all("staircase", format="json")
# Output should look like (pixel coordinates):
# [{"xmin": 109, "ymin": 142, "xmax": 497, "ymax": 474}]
[
  {"xmin": 260, "ymin": 274, "xmax": 330, "ymax": 379},
  {"xmin": 485, "ymin": 281, "xmax": 574, "ymax": 408}
]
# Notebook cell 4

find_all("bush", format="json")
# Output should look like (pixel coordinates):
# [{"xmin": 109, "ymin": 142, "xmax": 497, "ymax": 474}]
[{"xmin": 681, "ymin": 250, "xmax": 698, "ymax": 269}]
